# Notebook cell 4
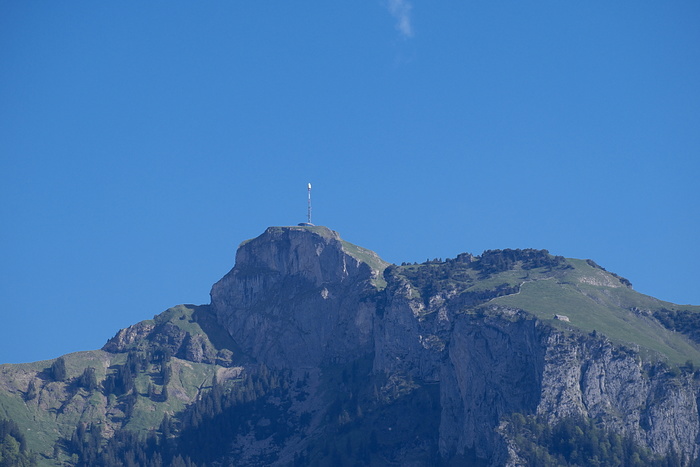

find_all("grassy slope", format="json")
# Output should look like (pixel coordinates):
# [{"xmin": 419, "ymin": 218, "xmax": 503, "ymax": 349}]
[
  {"xmin": 0, "ymin": 305, "xmax": 233, "ymax": 465},
  {"xmin": 340, "ymin": 239, "xmax": 390, "ymax": 289},
  {"xmin": 4, "ymin": 235, "xmax": 698, "ymax": 463},
  {"xmin": 0, "ymin": 350, "xmax": 125, "ymax": 464},
  {"xmin": 489, "ymin": 258, "xmax": 700, "ymax": 365}
]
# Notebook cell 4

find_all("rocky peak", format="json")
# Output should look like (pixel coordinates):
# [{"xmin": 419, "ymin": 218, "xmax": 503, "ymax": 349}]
[
  {"xmin": 232, "ymin": 226, "xmax": 371, "ymax": 286},
  {"xmin": 210, "ymin": 226, "xmax": 388, "ymax": 368}
]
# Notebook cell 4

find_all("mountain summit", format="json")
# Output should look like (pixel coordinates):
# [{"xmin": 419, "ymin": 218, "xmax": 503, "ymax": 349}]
[
  {"xmin": 211, "ymin": 225, "xmax": 388, "ymax": 368},
  {"xmin": 1, "ymin": 226, "xmax": 700, "ymax": 466}
]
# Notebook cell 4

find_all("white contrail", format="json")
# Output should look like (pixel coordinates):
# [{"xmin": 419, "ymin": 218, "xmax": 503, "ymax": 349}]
[{"xmin": 386, "ymin": 0, "xmax": 413, "ymax": 38}]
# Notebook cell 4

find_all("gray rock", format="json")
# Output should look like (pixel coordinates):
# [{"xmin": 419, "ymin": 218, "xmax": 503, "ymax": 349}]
[
  {"xmin": 210, "ymin": 226, "xmax": 700, "ymax": 465},
  {"xmin": 211, "ymin": 226, "xmax": 384, "ymax": 369}
]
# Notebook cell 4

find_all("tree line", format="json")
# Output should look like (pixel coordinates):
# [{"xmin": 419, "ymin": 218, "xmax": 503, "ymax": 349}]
[
  {"xmin": 654, "ymin": 308, "xmax": 700, "ymax": 346},
  {"xmin": 0, "ymin": 418, "xmax": 36, "ymax": 466},
  {"xmin": 64, "ymin": 364, "xmax": 292, "ymax": 466},
  {"xmin": 503, "ymin": 413, "xmax": 690, "ymax": 466}
]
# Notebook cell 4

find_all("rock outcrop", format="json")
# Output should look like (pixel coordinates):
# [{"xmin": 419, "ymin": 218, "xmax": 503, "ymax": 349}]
[
  {"xmin": 210, "ymin": 226, "xmax": 386, "ymax": 369},
  {"xmin": 2, "ymin": 226, "xmax": 699, "ymax": 466},
  {"xmin": 209, "ymin": 226, "xmax": 700, "ymax": 465},
  {"xmin": 535, "ymin": 330, "xmax": 700, "ymax": 460}
]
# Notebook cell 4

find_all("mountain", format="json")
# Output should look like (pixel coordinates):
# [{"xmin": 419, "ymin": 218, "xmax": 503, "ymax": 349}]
[{"xmin": 1, "ymin": 225, "xmax": 700, "ymax": 466}]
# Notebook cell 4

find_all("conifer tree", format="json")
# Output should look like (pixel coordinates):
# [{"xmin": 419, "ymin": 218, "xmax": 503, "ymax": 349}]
[{"xmin": 50, "ymin": 357, "xmax": 67, "ymax": 382}]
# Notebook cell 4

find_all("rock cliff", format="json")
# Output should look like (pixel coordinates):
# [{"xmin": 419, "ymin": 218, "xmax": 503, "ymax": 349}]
[
  {"xmin": 210, "ymin": 226, "xmax": 387, "ymax": 368},
  {"xmin": 2, "ymin": 225, "xmax": 700, "ymax": 466},
  {"xmin": 208, "ymin": 227, "xmax": 700, "ymax": 465}
]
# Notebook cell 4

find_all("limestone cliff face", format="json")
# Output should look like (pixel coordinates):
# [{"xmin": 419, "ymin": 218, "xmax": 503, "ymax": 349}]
[
  {"xmin": 372, "ymin": 280, "xmax": 545, "ymax": 461},
  {"xmin": 209, "ymin": 227, "xmax": 700, "ymax": 465},
  {"xmin": 440, "ymin": 314, "xmax": 545, "ymax": 461},
  {"xmin": 210, "ymin": 226, "xmax": 385, "ymax": 369},
  {"xmin": 9, "ymin": 226, "xmax": 700, "ymax": 465},
  {"xmin": 535, "ymin": 330, "xmax": 700, "ymax": 460},
  {"xmin": 376, "ymin": 278, "xmax": 700, "ymax": 464}
]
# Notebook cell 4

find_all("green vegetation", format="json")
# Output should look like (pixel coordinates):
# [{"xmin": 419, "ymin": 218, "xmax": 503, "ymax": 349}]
[
  {"xmin": 586, "ymin": 259, "xmax": 633, "ymax": 287},
  {"xmin": 302, "ymin": 358, "xmax": 442, "ymax": 467},
  {"xmin": 0, "ymin": 418, "xmax": 36, "ymax": 466},
  {"xmin": 64, "ymin": 354, "xmax": 443, "ymax": 467},
  {"xmin": 503, "ymin": 413, "xmax": 685, "ymax": 466},
  {"xmin": 0, "ymin": 305, "xmax": 239, "ymax": 464},
  {"xmin": 104, "ymin": 304, "xmax": 240, "ymax": 367},
  {"xmin": 66, "ymin": 365, "xmax": 290, "ymax": 466},
  {"xmin": 0, "ymin": 351, "xmax": 124, "ymax": 461},
  {"xmin": 340, "ymin": 239, "xmax": 390, "ymax": 289},
  {"xmin": 490, "ymin": 261, "xmax": 700, "ymax": 365},
  {"xmin": 476, "ymin": 248, "xmax": 570, "ymax": 275},
  {"xmin": 390, "ymin": 250, "xmax": 700, "ymax": 365},
  {"xmin": 3, "ymin": 240, "xmax": 700, "ymax": 466},
  {"xmin": 654, "ymin": 307, "xmax": 700, "ymax": 345},
  {"xmin": 49, "ymin": 357, "xmax": 67, "ymax": 382},
  {"xmin": 76, "ymin": 367, "xmax": 97, "ymax": 391},
  {"xmin": 391, "ymin": 249, "xmax": 570, "ymax": 310}
]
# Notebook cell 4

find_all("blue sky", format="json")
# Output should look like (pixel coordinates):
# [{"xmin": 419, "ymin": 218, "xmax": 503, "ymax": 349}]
[{"xmin": 1, "ymin": 1, "xmax": 699, "ymax": 364}]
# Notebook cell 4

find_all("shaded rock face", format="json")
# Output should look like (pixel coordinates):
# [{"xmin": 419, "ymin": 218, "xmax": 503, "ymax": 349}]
[
  {"xmin": 375, "ymin": 293, "xmax": 700, "ymax": 463},
  {"xmin": 440, "ymin": 316, "xmax": 545, "ymax": 460},
  {"xmin": 210, "ymin": 226, "xmax": 379, "ymax": 369},
  {"xmin": 2, "ymin": 227, "xmax": 698, "ymax": 466},
  {"xmin": 209, "ymin": 226, "xmax": 700, "ymax": 465}
]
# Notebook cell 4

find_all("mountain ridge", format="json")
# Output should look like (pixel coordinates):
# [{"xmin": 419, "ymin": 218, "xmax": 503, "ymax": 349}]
[{"xmin": 1, "ymin": 225, "xmax": 699, "ymax": 466}]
